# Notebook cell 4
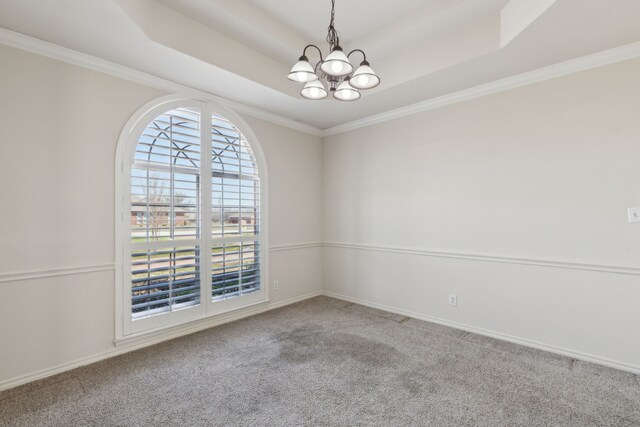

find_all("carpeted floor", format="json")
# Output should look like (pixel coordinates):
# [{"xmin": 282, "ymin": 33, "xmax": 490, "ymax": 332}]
[{"xmin": 1, "ymin": 296, "xmax": 639, "ymax": 426}]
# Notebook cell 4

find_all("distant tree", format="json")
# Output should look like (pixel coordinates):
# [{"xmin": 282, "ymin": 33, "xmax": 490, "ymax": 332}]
[{"xmin": 144, "ymin": 174, "xmax": 169, "ymax": 238}]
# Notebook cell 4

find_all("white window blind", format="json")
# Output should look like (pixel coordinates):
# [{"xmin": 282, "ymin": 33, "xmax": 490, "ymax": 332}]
[
  {"xmin": 130, "ymin": 108, "xmax": 202, "ymax": 319},
  {"xmin": 127, "ymin": 105, "xmax": 262, "ymax": 328},
  {"xmin": 211, "ymin": 115, "xmax": 261, "ymax": 300}
]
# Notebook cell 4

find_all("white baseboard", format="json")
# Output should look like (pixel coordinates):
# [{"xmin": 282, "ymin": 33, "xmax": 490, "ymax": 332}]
[
  {"xmin": 322, "ymin": 291, "xmax": 640, "ymax": 376},
  {"xmin": 2, "ymin": 288, "xmax": 637, "ymax": 393},
  {"xmin": 0, "ymin": 291, "xmax": 322, "ymax": 392}
]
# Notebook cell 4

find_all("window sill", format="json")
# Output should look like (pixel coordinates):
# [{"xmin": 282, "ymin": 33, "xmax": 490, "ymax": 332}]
[{"xmin": 114, "ymin": 297, "xmax": 269, "ymax": 349}]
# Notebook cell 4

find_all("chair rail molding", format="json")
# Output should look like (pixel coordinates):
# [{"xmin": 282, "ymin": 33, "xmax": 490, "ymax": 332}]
[
  {"xmin": 270, "ymin": 242, "xmax": 323, "ymax": 252},
  {"xmin": 323, "ymin": 242, "xmax": 640, "ymax": 276},
  {"xmin": 0, "ymin": 263, "xmax": 116, "ymax": 284},
  {"xmin": 0, "ymin": 243, "xmax": 324, "ymax": 285}
]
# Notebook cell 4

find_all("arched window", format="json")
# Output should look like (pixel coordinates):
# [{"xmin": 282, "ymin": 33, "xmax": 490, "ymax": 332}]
[{"xmin": 116, "ymin": 98, "xmax": 267, "ymax": 337}]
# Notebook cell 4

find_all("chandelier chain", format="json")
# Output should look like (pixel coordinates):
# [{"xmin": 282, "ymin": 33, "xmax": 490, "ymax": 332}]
[{"xmin": 326, "ymin": 0, "xmax": 339, "ymax": 50}]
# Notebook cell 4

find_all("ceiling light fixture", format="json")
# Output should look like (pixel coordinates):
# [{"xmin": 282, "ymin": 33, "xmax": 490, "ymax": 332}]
[{"xmin": 287, "ymin": 0, "xmax": 380, "ymax": 101}]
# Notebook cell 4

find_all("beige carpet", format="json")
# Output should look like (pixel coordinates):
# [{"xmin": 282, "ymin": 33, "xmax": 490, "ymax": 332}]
[{"xmin": 1, "ymin": 296, "xmax": 639, "ymax": 426}]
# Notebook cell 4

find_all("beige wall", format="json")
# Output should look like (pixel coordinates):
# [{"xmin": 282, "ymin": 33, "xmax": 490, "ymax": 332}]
[
  {"xmin": 2, "ymin": 40, "xmax": 639, "ymax": 387},
  {"xmin": 0, "ymin": 44, "xmax": 323, "ymax": 385},
  {"xmin": 323, "ymin": 58, "xmax": 640, "ymax": 371},
  {"xmin": 241, "ymin": 115, "xmax": 324, "ymax": 303}
]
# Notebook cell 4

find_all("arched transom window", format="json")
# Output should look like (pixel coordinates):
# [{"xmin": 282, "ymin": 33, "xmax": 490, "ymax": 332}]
[{"xmin": 117, "ymin": 99, "xmax": 266, "ymax": 337}]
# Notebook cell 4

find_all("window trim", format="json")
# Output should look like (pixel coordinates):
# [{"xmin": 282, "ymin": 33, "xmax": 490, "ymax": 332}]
[{"xmin": 115, "ymin": 96, "xmax": 269, "ymax": 341}]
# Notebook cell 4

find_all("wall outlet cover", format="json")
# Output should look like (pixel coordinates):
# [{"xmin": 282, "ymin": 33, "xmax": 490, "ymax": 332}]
[{"xmin": 449, "ymin": 294, "xmax": 457, "ymax": 306}]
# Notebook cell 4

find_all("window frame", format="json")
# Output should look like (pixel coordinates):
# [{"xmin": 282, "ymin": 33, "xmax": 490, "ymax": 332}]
[{"xmin": 115, "ymin": 96, "xmax": 269, "ymax": 341}]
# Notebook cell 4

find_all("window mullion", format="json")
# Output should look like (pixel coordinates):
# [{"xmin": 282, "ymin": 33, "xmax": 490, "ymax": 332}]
[
  {"xmin": 201, "ymin": 104, "xmax": 213, "ymax": 313},
  {"xmin": 169, "ymin": 115, "xmax": 175, "ymax": 241},
  {"xmin": 238, "ymin": 131, "xmax": 243, "ymax": 296}
]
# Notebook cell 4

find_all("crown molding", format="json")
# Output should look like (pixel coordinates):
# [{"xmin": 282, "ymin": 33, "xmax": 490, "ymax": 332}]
[
  {"xmin": 226, "ymin": 100, "xmax": 323, "ymax": 137},
  {"xmin": 321, "ymin": 40, "xmax": 640, "ymax": 136},
  {"xmin": 2, "ymin": 27, "xmax": 640, "ymax": 139},
  {"xmin": 0, "ymin": 27, "xmax": 323, "ymax": 137}
]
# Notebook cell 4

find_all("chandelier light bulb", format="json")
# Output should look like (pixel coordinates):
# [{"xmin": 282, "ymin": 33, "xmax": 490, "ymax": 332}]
[
  {"xmin": 342, "ymin": 91, "xmax": 355, "ymax": 100},
  {"xmin": 333, "ymin": 79, "xmax": 361, "ymax": 101},
  {"xmin": 287, "ymin": 57, "xmax": 318, "ymax": 83},
  {"xmin": 355, "ymin": 75, "xmax": 369, "ymax": 87},
  {"xmin": 349, "ymin": 62, "xmax": 380, "ymax": 90},
  {"xmin": 320, "ymin": 47, "xmax": 353, "ymax": 77},
  {"xmin": 301, "ymin": 80, "xmax": 328, "ymax": 100}
]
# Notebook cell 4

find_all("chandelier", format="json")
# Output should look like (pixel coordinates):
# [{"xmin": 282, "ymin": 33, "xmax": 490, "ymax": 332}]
[{"xmin": 287, "ymin": 0, "xmax": 380, "ymax": 101}]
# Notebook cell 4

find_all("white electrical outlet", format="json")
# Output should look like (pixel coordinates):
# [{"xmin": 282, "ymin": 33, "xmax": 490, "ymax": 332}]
[
  {"xmin": 273, "ymin": 280, "xmax": 279, "ymax": 290},
  {"xmin": 628, "ymin": 208, "xmax": 640, "ymax": 223},
  {"xmin": 449, "ymin": 294, "xmax": 457, "ymax": 306}
]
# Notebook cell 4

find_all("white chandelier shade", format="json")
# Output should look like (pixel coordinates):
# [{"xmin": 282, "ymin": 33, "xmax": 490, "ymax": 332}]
[
  {"xmin": 320, "ymin": 48, "xmax": 353, "ymax": 77},
  {"xmin": 287, "ymin": 58, "xmax": 319, "ymax": 83},
  {"xmin": 350, "ymin": 62, "xmax": 380, "ymax": 90},
  {"xmin": 333, "ymin": 79, "xmax": 361, "ymax": 101},
  {"xmin": 301, "ymin": 80, "xmax": 328, "ymax": 100}
]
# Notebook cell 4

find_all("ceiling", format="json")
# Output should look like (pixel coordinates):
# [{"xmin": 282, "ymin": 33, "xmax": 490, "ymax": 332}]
[{"xmin": 0, "ymin": 0, "xmax": 640, "ymax": 130}]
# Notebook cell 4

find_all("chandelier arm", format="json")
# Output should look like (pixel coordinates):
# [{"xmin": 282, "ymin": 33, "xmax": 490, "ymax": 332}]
[
  {"xmin": 302, "ymin": 44, "xmax": 324, "ymax": 62},
  {"xmin": 347, "ymin": 49, "xmax": 368, "ymax": 64}
]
